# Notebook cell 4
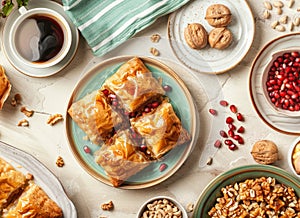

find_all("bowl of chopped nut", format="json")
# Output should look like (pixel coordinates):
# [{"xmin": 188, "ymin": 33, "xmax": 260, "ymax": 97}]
[
  {"xmin": 136, "ymin": 196, "xmax": 188, "ymax": 218},
  {"xmin": 288, "ymin": 136, "xmax": 300, "ymax": 178},
  {"xmin": 192, "ymin": 164, "xmax": 300, "ymax": 218}
]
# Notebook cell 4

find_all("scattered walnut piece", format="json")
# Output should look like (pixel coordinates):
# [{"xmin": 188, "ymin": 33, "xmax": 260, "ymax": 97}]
[
  {"xmin": 17, "ymin": 119, "xmax": 29, "ymax": 127},
  {"xmin": 26, "ymin": 173, "xmax": 34, "ymax": 180},
  {"xmin": 20, "ymin": 106, "xmax": 34, "ymax": 117},
  {"xmin": 150, "ymin": 47, "xmax": 160, "ymax": 56},
  {"xmin": 101, "ymin": 201, "xmax": 114, "ymax": 211},
  {"xmin": 150, "ymin": 33, "xmax": 161, "ymax": 43},
  {"xmin": 251, "ymin": 140, "xmax": 278, "ymax": 164},
  {"xmin": 11, "ymin": 93, "xmax": 22, "ymax": 107},
  {"xmin": 47, "ymin": 114, "xmax": 63, "ymax": 125},
  {"xmin": 56, "ymin": 156, "xmax": 64, "ymax": 167},
  {"xmin": 186, "ymin": 203, "xmax": 194, "ymax": 213}
]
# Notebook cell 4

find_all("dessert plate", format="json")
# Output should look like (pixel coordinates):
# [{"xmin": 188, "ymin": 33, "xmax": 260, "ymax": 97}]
[
  {"xmin": 0, "ymin": 141, "xmax": 77, "ymax": 218},
  {"xmin": 168, "ymin": 0, "xmax": 254, "ymax": 74},
  {"xmin": 65, "ymin": 56, "xmax": 198, "ymax": 189},
  {"xmin": 2, "ymin": 0, "xmax": 79, "ymax": 77},
  {"xmin": 249, "ymin": 33, "xmax": 300, "ymax": 135}
]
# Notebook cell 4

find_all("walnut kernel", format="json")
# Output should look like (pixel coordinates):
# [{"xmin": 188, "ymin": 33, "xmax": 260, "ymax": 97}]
[
  {"xmin": 47, "ymin": 114, "xmax": 63, "ymax": 125},
  {"xmin": 101, "ymin": 200, "xmax": 114, "ymax": 211},
  {"xmin": 20, "ymin": 106, "xmax": 34, "ymax": 117},
  {"xmin": 17, "ymin": 119, "xmax": 29, "ymax": 127},
  {"xmin": 56, "ymin": 156, "xmax": 64, "ymax": 167}
]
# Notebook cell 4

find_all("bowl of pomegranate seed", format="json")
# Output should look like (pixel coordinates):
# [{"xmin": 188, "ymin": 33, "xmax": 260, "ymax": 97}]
[
  {"xmin": 262, "ymin": 49, "xmax": 300, "ymax": 117},
  {"xmin": 288, "ymin": 137, "xmax": 300, "ymax": 179}
]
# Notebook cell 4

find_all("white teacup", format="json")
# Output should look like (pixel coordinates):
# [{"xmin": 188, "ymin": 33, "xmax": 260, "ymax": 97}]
[{"xmin": 9, "ymin": 6, "xmax": 72, "ymax": 69}]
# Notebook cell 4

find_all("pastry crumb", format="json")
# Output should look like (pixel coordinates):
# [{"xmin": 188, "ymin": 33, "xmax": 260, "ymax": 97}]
[
  {"xmin": 17, "ymin": 119, "xmax": 29, "ymax": 127},
  {"xmin": 26, "ymin": 173, "xmax": 34, "ymax": 180},
  {"xmin": 20, "ymin": 106, "xmax": 34, "ymax": 117}
]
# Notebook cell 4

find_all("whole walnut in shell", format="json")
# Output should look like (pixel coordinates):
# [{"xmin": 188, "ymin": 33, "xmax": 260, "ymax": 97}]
[
  {"xmin": 251, "ymin": 140, "xmax": 279, "ymax": 165},
  {"xmin": 0, "ymin": 65, "xmax": 11, "ymax": 110},
  {"xmin": 184, "ymin": 23, "xmax": 208, "ymax": 49}
]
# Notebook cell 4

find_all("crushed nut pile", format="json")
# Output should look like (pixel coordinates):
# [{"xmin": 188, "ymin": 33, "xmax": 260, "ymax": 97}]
[{"xmin": 208, "ymin": 177, "xmax": 300, "ymax": 217}]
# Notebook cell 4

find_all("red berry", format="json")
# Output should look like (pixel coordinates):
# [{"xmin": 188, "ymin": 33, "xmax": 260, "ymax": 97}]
[
  {"xmin": 237, "ymin": 113, "xmax": 244, "ymax": 121},
  {"xmin": 209, "ymin": 109, "xmax": 217, "ymax": 115},
  {"xmin": 83, "ymin": 145, "xmax": 91, "ymax": 154},
  {"xmin": 220, "ymin": 100, "xmax": 229, "ymax": 106},
  {"xmin": 237, "ymin": 126, "xmax": 245, "ymax": 133},
  {"xmin": 230, "ymin": 105, "xmax": 238, "ymax": 113},
  {"xmin": 220, "ymin": 130, "xmax": 228, "ymax": 138},
  {"xmin": 226, "ymin": 117, "xmax": 234, "ymax": 124},
  {"xmin": 214, "ymin": 140, "xmax": 222, "ymax": 148}
]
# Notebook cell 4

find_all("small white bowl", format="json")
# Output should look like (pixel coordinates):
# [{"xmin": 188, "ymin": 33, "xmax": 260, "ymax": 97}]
[
  {"xmin": 261, "ymin": 48, "xmax": 300, "ymax": 117},
  {"xmin": 288, "ymin": 136, "xmax": 300, "ymax": 178},
  {"xmin": 136, "ymin": 196, "xmax": 188, "ymax": 218}
]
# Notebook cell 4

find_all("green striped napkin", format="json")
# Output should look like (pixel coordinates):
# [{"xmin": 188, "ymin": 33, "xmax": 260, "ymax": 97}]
[{"xmin": 62, "ymin": 0, "xmax": 190, "ymax": 57}]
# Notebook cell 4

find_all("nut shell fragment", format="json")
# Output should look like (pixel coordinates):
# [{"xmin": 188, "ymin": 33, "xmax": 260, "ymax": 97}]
[
  {"xmin": 205, "ymin": 4, "xmax": 232, "ymax": 27},
  {"xmin": 208, "ymin": 27, "xmax": 233, "ymax": 50},
  {"xmin": 0, "ymin": 65, "xmax": 11, "ymax": 110},
  {"xmin": 184, "ymin": 23, "xmax": 208, "ymax": 49},
  {"xmin": 251, "ymin": 140, "xmax": 279, "ymax": 164}
]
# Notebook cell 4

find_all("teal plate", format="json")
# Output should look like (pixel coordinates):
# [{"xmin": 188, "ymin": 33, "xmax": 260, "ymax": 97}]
[
  {"xmin": 65, "ymin": 56, "xmax": 198, "ymax": 189},
  {"xmin": 192, "ymin": 164, "xmax": 300, "ymax": 218}
]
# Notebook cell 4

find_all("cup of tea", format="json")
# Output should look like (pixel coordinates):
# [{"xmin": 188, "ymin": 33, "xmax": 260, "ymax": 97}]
[{"xmin": 9, "ymin": 6, "xmax": 72, "ymax": 69}]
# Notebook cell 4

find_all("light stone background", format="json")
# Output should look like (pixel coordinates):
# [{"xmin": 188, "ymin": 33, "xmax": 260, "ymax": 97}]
[{"xmin": 0, "ymin": 0, "xmax": 299, "ymax": 217}]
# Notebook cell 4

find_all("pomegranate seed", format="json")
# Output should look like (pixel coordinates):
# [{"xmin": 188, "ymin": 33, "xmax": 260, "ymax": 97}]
[
  {"xmin": 151, "ymin": 102, "xmax": 159, "ymax": 108},
  {"xmin": 233, "ymin": 135, "xmax": 241, "ymax": 141},
  {"xmin": 102, "ymin": 89, "xmax": 109, "ymax": 96},
  {"xmin": 163, "ymin": 85, "xmax": 172, "ymax": 92},
  {"xmin": 144, "ymin": 107, "xmax": 151, "ymax": 113},
  {"xmin": 159, "ymin": 163, "xmax": 168, "ymax": 172},
  {"xmin": 226, "ymin": 116, "xmax": 234, "ymax": 124},
  {"xmin": 219, "ymin": 100, "xmax": 229, "ymax": 106},
  {"xmin": 108, "ymin": 93, "xmax": 117, "ymax": 99},
  {"xmin": 236, "ymin": 113, "xmax": 244, "ymax": 121},
  {"xmin": 237, "ymin": 126, "xmax": 245, "ymax": 133},
  {"xmin": 224, "ymin": 139, "xmax": 233, "ymax": 146},
  {"xmin": 83, "ymin": 145, "xmax": 91, "ymax": 154},
  {"xmin": 209, "ymin": 109, "xmax": 217, "ymax": 115},
  {"xmin": 228, "ymin": 144, "xmax": 238, "ymax": 151},
  {"xmin": 228, "ymin": 129, "xmax": 234, "ymax": 138},
  {"xmin": 228, "ymin": 123, "xmax": 236, "ymax": 131},
  {"xmin": 238, "ymin": 138, "xmax": 244, "ymax": 145},
  {"xmin": 140, "ymin": 144, "xmax": 147, "ymax": 152},
  {"xmin": 214, "ymin": 140, "xmax": 222, "ymax": 148},
  {"xmin": 220, "ymin": 130, "xmax": 228, "ymax": 138},
  {"xmin": 230, "ymin": 105, "xmax": 237, "ymax": 113}
]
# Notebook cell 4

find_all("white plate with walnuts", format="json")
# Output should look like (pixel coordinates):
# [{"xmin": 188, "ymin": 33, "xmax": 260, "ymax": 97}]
[{"xmin": 168, "ymin": 0, "xmax": 255, "ymax": 74}]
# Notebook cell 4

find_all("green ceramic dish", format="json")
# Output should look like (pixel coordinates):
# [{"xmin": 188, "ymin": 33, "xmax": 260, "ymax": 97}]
[
  {"xmin": 193, "ymin": 164, "xmax": 300, "ymax": 218},
  {"xmin": 65, "ymin": 56, "xmax": 198, "ymax": 189}
]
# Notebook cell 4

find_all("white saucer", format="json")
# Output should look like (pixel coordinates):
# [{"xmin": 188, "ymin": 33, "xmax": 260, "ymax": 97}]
[{"xmin": 2, "ymin": 0, "xmax": 79, "ymax": 77}]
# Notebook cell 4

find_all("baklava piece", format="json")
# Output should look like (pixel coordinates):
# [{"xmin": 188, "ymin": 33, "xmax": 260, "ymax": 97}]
[
  {"xmin": 3, "ymin": 182, "xmax": 63, "ymax": 218},
  {"xmin": 130, "ymin": 101, "xmax": 191, "ymax": 159},
  {"xmin": 0, "ymin": 65, "xmax": 11, "ymax": 110},
  {"xmin": 95, "ymin": 130, "xmax": 149, "ymax": 187},
  {"xmin": 68, "ymin": 90, "xmax": 126, "ymax": 145},
  {"xmin": 101, "ymin": 57, "xmax": 165, "ymax": 113},
  {"xmin": 0, "ymin": 170, "xmax": 27, "ymax": 213}
]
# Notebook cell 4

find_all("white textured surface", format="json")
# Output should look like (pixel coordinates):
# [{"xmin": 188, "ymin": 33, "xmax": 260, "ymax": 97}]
[{"xmin": 0, "ymin": 0, "xmax": 299, "ymax": 218}]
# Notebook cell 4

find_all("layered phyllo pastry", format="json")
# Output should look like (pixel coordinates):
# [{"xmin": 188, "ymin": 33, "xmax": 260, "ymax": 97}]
[
  {"xmin": 68, "ymin": 90, "xmax": 127, "ymax": 144},
  {"xmin": 3, "ymin": 182, "xmax": 63, "ymax": 218},
  {"xmin": 101, "ymin": 57, "xmax": 165, "ymax": 113},
  {"xmin": 95, "ymin": 130, "xmax": 149, "ymax": 187},
  {"xmin": 0, "ymin": 158, "xmax": 63, "ymax": 218},
  {"xmin": 131, "ymin": 101, "xmax": 191, "ymax": 159},
  {"xmin": 0, "ymin": 170, "xmax": 27, "ymax": 213},
  {"xmin": 0, "ymin": 65, "xmax": 11, "ymax": 110}
]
